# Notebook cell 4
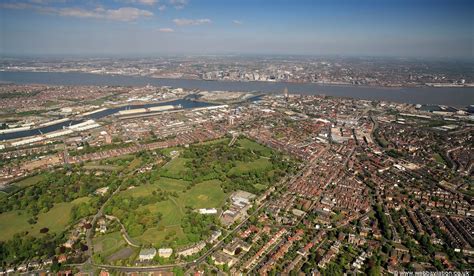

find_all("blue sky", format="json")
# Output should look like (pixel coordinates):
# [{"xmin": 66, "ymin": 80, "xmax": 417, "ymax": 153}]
[{"xmin": 0, "ymin": 0, "xmax": 472, "ymax": 57}]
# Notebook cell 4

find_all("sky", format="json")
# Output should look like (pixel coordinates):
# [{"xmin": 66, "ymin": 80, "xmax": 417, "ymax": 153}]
[{"xmin": 0, "ymin": 0, "xmax": 473, "ymax": 58}]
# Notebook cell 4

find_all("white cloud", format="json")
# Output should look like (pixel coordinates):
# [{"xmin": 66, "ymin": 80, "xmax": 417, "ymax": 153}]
[
  {"xmin": 173, "ymin": 18, "xmax": 211, "ymax": 26},
  {"xmin": 169, "ymin": 0, "xmax": 188, "ymax": 9},
  {"xmin": 58, "ymin": 7, "xmax": 153, "ymax": 21},
  {"xmin": 233, "ymin": 20, "xmax": 243, "ymax": 25},
  {"xmin": 29, "ymin": 0, "xmax": 66, "ymax": 4},
  {"xmin": 125, "ymin": 0, "xmax": 158, "ymax": 5},
  {"xmin": 107, "ymin": 7, "xmax": 153, "ymax": 21},
  {"xmin": 136, "ymin": 0, "xmax": 158, "ymax": 5},
  {"xmin": 1, "ymin": 2, "xmax": 153, "ymax": 22},
  {"xmin": 158, "ymin": 27, "xmax": 174, "ymax": 32},
  {"xmin": 0, "ymin": 3, "xmax": 35, "ymax": 9},
  {"xmin": 158, "ymin": 5, "xmax": 166, "ymax": 11}
]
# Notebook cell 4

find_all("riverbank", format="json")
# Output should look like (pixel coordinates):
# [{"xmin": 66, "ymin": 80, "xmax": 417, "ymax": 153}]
[
  {"xmin": 2, "ymin": 70, "xmax": 474, "ymax": 89},
  {"xmin": 1, "ymin": 71, "xmax": 473, "ymax": 107}
]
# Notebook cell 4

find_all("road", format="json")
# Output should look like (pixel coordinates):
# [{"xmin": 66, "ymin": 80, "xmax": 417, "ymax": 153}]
[
  {"xmin": 106, "ymin": 215, "xmax": 140, "ymax": 248},
  {"xmin": 84, "ymin": 185, "xmax": 122, "ymax": 265}
]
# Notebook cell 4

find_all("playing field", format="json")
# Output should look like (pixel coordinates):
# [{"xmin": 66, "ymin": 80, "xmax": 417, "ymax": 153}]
[{"xmin": 0, "ymin": 197, "xmax": 90, "ymax": 241}]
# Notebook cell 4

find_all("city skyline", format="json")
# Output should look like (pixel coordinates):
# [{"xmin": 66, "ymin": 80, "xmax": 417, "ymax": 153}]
[{"xmin": 1, "ymin": 0, "xmax": 473, "ymax": 58}]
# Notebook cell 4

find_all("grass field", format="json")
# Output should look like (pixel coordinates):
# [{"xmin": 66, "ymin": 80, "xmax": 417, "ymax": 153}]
[
  {"xmin": 157, "ymin": 178, "xmax": 188, "ymax": 192},
  {"xmin": 126, "ymin": 158, "xmax": 142, "ymax": 171},
  {"xmin": 159, "ymin": 157, "xmax": 190, "ymax": 179},
  {"xmin": 13, "ymin": 174, "xmax": 45, "ymax": 188},
  {"xmin": 237, "ymin": 138, "xmax": 273, "ymax": 157},
  {"xmin": 198, "ymin": 137, "xmax": 230, "ymax": 146},
  {"xmin": 123, "ymin": 178, "xmax": 188, "ymax": 197},
  {"xmin": 433, "ymin": 153, "xmax": 447, "ymax": 165},
  {"xmin": 228, "ymin": 158, "xmax": 273, "ymax": 176},
  {"xmin": 93, "ymin": 231, "xmax": 127, "ymax": 259},
  {"xmin": 160, "ymin": 147, "xmax": 182, "ymax": 157},
  {"xmin": 139, "ymin": 225, "xmax": 188, "ymax": 246},
  {"xmin": 0, "ymin": 197, "xmax": 90, "ymax": 241},
  {"xmin": 253, "ymin": 183, "xmax": 267, "ymax": 191},
  {"xmin": 1, "ymin": 174, "xmax": 46, "ymax": 194},
  {"xmin": 177, "ymin": 179, "xmax": 227, "ymax": 209},
  {"xmin": 83, "ymin": 165, "xmax": 120, "ymax": 171},
  {"xmin": 84, "ymin": 155, "xmax": 147, "ymax": 174}
]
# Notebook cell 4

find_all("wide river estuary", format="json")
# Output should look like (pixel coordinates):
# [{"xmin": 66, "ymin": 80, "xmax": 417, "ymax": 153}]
[{"xmin": 1, "ymin": 71, "xmax": 473, "ymax": 107}]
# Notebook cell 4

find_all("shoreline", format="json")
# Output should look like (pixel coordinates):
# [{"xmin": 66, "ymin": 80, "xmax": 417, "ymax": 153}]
[{"xmin": 1, "ymin": 70, "xmax": 474, "ymax": 90}]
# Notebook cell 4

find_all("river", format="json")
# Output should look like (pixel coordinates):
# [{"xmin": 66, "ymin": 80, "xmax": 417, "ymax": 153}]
[{"xmin": 1, "ymin": 71, "xmax": 473, "ymax": 107}]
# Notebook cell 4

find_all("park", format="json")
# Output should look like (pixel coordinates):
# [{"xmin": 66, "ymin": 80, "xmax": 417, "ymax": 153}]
[
  {"xmin": 94, "ymin": 137, "xmax": 296, "ymax": 264},
  {"xmin": 0, "ymin": 136, "xmax": 297, "ymax": 266}
]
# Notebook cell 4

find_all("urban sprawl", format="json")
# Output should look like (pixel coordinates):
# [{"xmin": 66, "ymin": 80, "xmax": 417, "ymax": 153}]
[
  {"xmin": 0, "ymin": 83, "xmax": 473, "ymax": 276},
  {"xmin": 2, "ymin": 56, "xmax": 473, "ymax": 87}
]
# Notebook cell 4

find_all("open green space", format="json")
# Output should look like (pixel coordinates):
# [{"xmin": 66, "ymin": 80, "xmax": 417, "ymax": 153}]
[
  {"xmin": 159, "ymin": 157, "xmax": 190, "ymax": 179},
  {"xmin": 120, "ymin": 178, "xmax": 227, "ymax": 247},
  {"xmin": 253, "ymin": 183, "xmax": 267, "ymax": 191},
  {"xmin": 177, "ymin": 179, "xmax": 227, "ymax": 208},
  {"xmin": 139, "ymin": 225, "xmax": 188, "ymax": 247},
  {"xmin": 197, "ymin": 137, "xmax": 230, "ymax": 146},
  {"xmin": 0, "ymin": 174, "xmax": 46, "ymax": 195},
  {"xmin": 0, "ymin": 197, "xmax": 90, "ymax": 241},
  {"xmin": 102, "ymin": 137, "xmax": 297, "ymax": 251},
  {"xmin": 123, "ymin": 177, "xmax": 188, "ymax": 197},
  {"xmin": 13, "ymin": 174, "xmax": 45, "ymax": 188},
  {"xmin": 229, "ymin": 157, "xmax": 273, "ymax": 176},
  {"xmin": 83, "ymin": 164, "xmax": 120, "ymax": 171},
  {"xmin": 433, "ymin": 153, "xmax": 447, "ymax": 165},
  {"xmin": 93, "ymin": 231, "xmax": 127, "ymax": 259},
  {"xmin": 0, "ymin": 152, "xmax": 156, "ymax": 267},
  {"xmin": 160, "ymin": 147, "xmax": 182, "ymax": 157},
  {"xmin": 237, "ymin": 137, "xmax": 273, "ymax": 157}
]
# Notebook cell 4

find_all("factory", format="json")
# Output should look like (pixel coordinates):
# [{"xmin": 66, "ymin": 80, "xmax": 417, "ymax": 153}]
[{"xmin": 117, "ymin": 105, "xmax": 178, "ymax": 116}]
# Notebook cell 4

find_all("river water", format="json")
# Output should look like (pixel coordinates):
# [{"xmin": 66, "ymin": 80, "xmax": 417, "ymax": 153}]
[{"xmin": 1, "ymin": 71, "xmax": 473, "ymax": 107}]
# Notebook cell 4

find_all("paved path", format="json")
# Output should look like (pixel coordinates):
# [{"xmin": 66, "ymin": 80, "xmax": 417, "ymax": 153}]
[
  {"xmin": 85, "ymin": 186, "xmax": 122, "ymax": 262},
  {"xmin": 106, "ymin": 215, "xmax": 141, "ymax": 248},
  {"xmin": 228, "ymin": 132, "xmax": 239, "ymax": 146}
]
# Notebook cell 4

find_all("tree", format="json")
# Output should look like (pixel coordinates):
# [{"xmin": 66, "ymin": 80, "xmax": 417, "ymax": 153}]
[{"xmin": 172, "ymin": 267, "xmax": 184, "ymax": 276}]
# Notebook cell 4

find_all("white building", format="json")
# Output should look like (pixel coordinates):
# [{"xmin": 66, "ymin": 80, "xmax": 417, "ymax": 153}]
[
  {"xmin": 198, "ymin": 208, "xmax": 218, "ymax": 215},
  {"xmin": 138, "ymin": 248, "xmax": 157, "ymax": 261},
  {"xmin": 176, "ymin": 242, "xmax": 206, "ymax": 257},
  {"xmin": 158, "ymin": 248, "xmax": 173, "ymax": 258}
]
